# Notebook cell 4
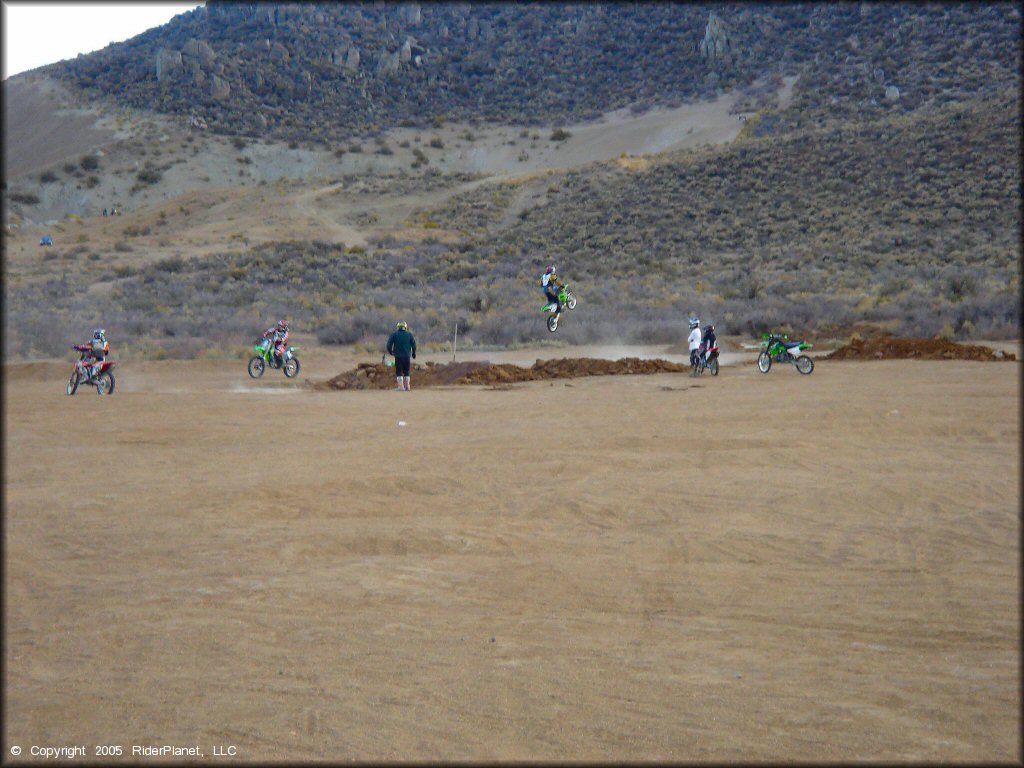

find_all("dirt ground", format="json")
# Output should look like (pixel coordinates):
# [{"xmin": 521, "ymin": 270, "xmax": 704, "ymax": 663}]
[{"xmin": 3, "ymin": 347, "xmax": 1019, "ymax": 762}]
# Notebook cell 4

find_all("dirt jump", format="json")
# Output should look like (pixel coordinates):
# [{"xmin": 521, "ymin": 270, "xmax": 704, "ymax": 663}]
[
  {"xmin": 317, "ymin": 357, "xmax": 692, "ymax": 390},
  {"xmin": 826, "ymin": 336, "xmax": 1016, "ymax": 361}
]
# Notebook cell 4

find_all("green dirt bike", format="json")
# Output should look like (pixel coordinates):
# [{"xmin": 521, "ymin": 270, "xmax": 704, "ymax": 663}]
[
  {"xmin": 248, "ymin": 338, "xmax": 301, "ymax": 379},
  {"xmin": 758, "ymin": 332, "xmax": 814, "ymax": 375},
  {"xmin": 543, "ymin": 284, "xmax": 578, "ymax": 332}
]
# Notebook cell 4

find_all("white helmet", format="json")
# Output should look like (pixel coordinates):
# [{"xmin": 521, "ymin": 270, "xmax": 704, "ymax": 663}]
[{"xmin": 688, "ymin": 317, "xmax": 699, "ymax": 330}]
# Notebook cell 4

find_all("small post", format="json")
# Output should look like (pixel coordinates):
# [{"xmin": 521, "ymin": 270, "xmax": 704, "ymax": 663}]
[{"xmin": 452, "ymin": 321, "xmax": 458, "ymax": 362}]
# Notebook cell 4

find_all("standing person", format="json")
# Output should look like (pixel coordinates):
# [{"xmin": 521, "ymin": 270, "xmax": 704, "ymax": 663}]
[
  {"xmin": 386, "ymin": 321, "xmax": 416, "ymax": 391},
  {"xmin": 687, "ymin": 316, "xmax": 702, "ymax": 375}
]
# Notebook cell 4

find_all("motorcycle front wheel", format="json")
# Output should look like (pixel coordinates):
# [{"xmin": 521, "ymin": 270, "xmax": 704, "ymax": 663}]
[
  {"xmin": 757, "ymin": 352, "xmax": 772, "ymax": 373},
  {"xmin": 248, "ymin": 356, "xmax": 266, "ymax": 378},
  {"xmin": 565, "ymin": 292, "xmax": 577, "ymax": 310},
  {"xmin": 546, "ymin": 314, "xmax": 558, "ymax": 333},
  {"xmin": 283, "ymin": 357, "xmax": 300, "ymax": 378},
  {"xmin": 795, "ymin": 355, "xmax": 814, "ymax": 375},
  {"xmin": 96, "ymin": 372, "xmax": 115, "ymax": 395},
  {"xmin": 67, "ymin": 372, "xmax": 79, "ymax": 395},
  {"xmin": 709, "ymin": 358, "xmax": 719, "ymax": 376}
]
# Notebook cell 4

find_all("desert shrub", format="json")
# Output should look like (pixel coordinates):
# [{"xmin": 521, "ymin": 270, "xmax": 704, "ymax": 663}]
[
  {"xmin": 80, "ymin": 155, "xmax": 99, "ymax": 171},
  {"xmin": 39, "ymin": 171, "xmax": 59, "ymax": 183},
  {"xmin": 10, "ymin": 192, "xmax": 40, "ymax": 205},
  {"xmin": 136, "ymin": 168, "xmax": 162, "ymax": 184},
  {"xmin": 550, "ymin": 128, "xmax": 572, "ymax": 141}
]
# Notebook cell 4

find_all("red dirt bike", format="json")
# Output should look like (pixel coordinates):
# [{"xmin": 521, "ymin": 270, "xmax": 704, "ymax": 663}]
[
  {"xmin": 67, "ymin": 352, "xmax": 116, "ymax": 395},
  {"xmin": 692, "ymin": 340, "xmax": 720, "ymax": 376}
]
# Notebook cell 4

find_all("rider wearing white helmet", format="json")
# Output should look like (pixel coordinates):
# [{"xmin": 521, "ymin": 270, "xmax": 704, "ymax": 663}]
[
  {"xmin": 541, "ymin": 264, "xmax": 564, "ymax": 311},
  {"xmin": 261, "ymin": 319, "xmax": 290, "ymax": 366},
  {"xmin": 687, "ymin": 317, "xmax": 702, "ymax": 373}
]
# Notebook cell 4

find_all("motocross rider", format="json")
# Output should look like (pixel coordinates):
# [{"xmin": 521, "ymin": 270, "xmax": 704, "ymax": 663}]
[
  {"xmin": 687, "ymin": 317, "xmax": 702, "ymax": 373},
  {"xmin": 541, "ymin": 265, "xmax": 565, "ymax": 312},
  {"xmin": 701, "ymin": 323, "xmax": 717, "ymax": 360},
  {"xmin": 262, "ymin": 319, "xmax": 290, "ymax": 366},
  {"xmin": 73, "ymin": 328, "xmax": 109, "ymax": 381}
]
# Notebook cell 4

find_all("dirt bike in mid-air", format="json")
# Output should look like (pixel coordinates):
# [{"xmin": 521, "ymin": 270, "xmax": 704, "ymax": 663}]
[
  {"xmin": 693, "ymin": 340, "xmax": 720, "ymax": 376},
  {"xmin": 67, "ymin": 352, "xmax": 116, "ymax": 395},
  {"xmin": 248, "ymin": 338, "xmax": 301, "ymax": 378},
  {"xmin": 758, "ymin": 332, "xmax": 814, "ymax": 375},
  {"xmin": 543, "ymin": 284, "xmax": 578, "ymax": 332}
]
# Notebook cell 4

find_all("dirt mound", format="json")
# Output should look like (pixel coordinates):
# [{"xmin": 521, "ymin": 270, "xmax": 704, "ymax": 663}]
[
  {"xmin": 826, "ymin": 337, "xmax": 1015, "ymax": 361},
  {"xmin": 318, "ymin": 357, "xmax": 689, "ymax": 390}
]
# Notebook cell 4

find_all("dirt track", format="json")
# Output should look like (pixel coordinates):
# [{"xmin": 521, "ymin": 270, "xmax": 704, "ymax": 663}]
[{"xmin": 3, "ymin": 350, "xmax": 1020, "ymax": 761}]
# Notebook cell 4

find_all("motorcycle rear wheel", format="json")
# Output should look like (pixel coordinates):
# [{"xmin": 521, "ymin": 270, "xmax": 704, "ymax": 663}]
[
  {"xmin": 546, "ymin": 314, "xmax": 559, "ymax": 333},
  {"xmin": 795, "ymin": 355, "xmax": 814, "ymax": 375},
  {"xmin": 248, "ymin": 356, "xmax": 266, "ymax": 378},
  {"xmin": 96, "ymin": 372, "xmax": 115, "ymax": 395},
  {"xmin": 283, "ymin": 357, "xmax": 300, "ymax": 378},
  {"xmin": 67, "ymin": 372, "xmax": 79, "ymax": 395},
  {"xmin": 757, "ymin": 352, "xmax": 772, "ymax": 373}
]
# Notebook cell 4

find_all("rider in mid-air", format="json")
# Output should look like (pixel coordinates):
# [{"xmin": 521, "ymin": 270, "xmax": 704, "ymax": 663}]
[
  {"xmin": 541, "ymin": 265, "xmax": 565, "ymax": 313},
  {"xmin": 73, "ymin": 328, "xmax": 109, "ymax": 381},
  {"xmin": 261, "ymin": 319, "xmax": 290, "ymax": 365}
]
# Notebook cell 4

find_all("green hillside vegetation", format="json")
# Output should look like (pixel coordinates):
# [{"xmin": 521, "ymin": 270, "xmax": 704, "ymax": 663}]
[
  {"xmin": 6, "ymin": 3, "xmax": 1020, "ymax": 357},
  {"xmin": 45, "ymin": 3, "xmax": 1020, "ymax": 142},
  {"xmin": 7, "ymin": 88, "xmax": 1018, "ymax": 358}
]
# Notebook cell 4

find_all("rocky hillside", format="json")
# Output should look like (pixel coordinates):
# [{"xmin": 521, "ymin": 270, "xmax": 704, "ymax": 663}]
[{"xmin": 44, "ymin": 2, "xmax": 1020, "ymax": 142}]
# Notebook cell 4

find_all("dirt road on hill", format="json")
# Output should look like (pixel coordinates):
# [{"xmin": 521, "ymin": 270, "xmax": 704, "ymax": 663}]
[{"xmin": 3, "ymin": 350, "xmax": 1019, "ymax": 761}]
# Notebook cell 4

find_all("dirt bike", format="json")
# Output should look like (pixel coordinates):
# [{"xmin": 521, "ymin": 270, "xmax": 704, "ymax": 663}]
[
  {"xmin": 758, "ymin": 332, "xmax": 814, "ymax": 375},
  {"xmin": 67, "ymin": 352, "xmax": 116, "ymax": 395},
  {"xmin": 248, "ymin": 338, "xmax": 301, "ymax": 378},
  {"xmin": 543, "ymin": 284, "xmax": 578, "ymax": 332},
  {"xmin": 693, "ymin": 341, "xmax": 720, "ymax": 376}
]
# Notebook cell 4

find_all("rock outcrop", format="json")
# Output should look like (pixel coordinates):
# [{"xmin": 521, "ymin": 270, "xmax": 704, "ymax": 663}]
[
  {"xmin": 699, "ymin": 11, "xmax": 731, "ymax": 62},
  {"xmin": 210, "ymin": 74, "xmax": 231, "ymax": 100},
  {"xmin": 182, "ymin": 38, "xmax": 216, "ymax": 68},
  {"xmin": 376, "ymin": 49, "xmax": 401, "ymax": 77},
  {"xmin": 155, "ymin": 48, "xmax": 183, "ymax": 82}
]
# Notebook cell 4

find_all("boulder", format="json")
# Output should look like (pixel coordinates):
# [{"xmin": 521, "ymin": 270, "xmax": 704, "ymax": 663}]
[
  {"xmin": 210, "ymin": 74, "xmax": 231, "ymax": 101},
  {"xmin": 400, "ymin": 3, "xmax": 421, "ymax": 26},
  {"xmin": 376, "ymin": 49, "xmax": 400, "ymax": 77},
  {"xmin": 155, "ymin": 48, "xmax": 183, "ymax": 82},
  {"xmin": 400, "ymin": 38, "xmax": 413, "ymax": 63},
  {"xmin": 182, "ymin": 38, "xmax": 216, "ymax": 67},
  {"xmin": 885, "ymin": 85, "xmax": 900, "ymax": 101},
  {"xmin": 271, "ymin": 41, "xmax": 290, "ymax": 63},
  {"xmin": 345, "ymin": 46, "xmax": 360, "ymax": 72},
  {"xmin": 699, "ymin": 11, "xmax": 730, "ymax": 61}
]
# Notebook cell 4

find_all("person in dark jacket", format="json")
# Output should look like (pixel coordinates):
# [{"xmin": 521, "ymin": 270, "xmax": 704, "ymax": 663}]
[{"xmin": 386, "ymin": 321, "xmax": 417, "ymax": 391}]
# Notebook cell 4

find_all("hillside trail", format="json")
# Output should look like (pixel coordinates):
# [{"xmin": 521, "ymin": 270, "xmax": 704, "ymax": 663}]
[{"xmin": 286, "ymin": 81, "xmax": 791, "ymax": 244}]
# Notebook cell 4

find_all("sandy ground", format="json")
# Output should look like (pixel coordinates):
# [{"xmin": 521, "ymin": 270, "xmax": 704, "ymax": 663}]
[{"xmin": 3, "ymin": 349, "xmax": 1019, "ymax": 762}]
